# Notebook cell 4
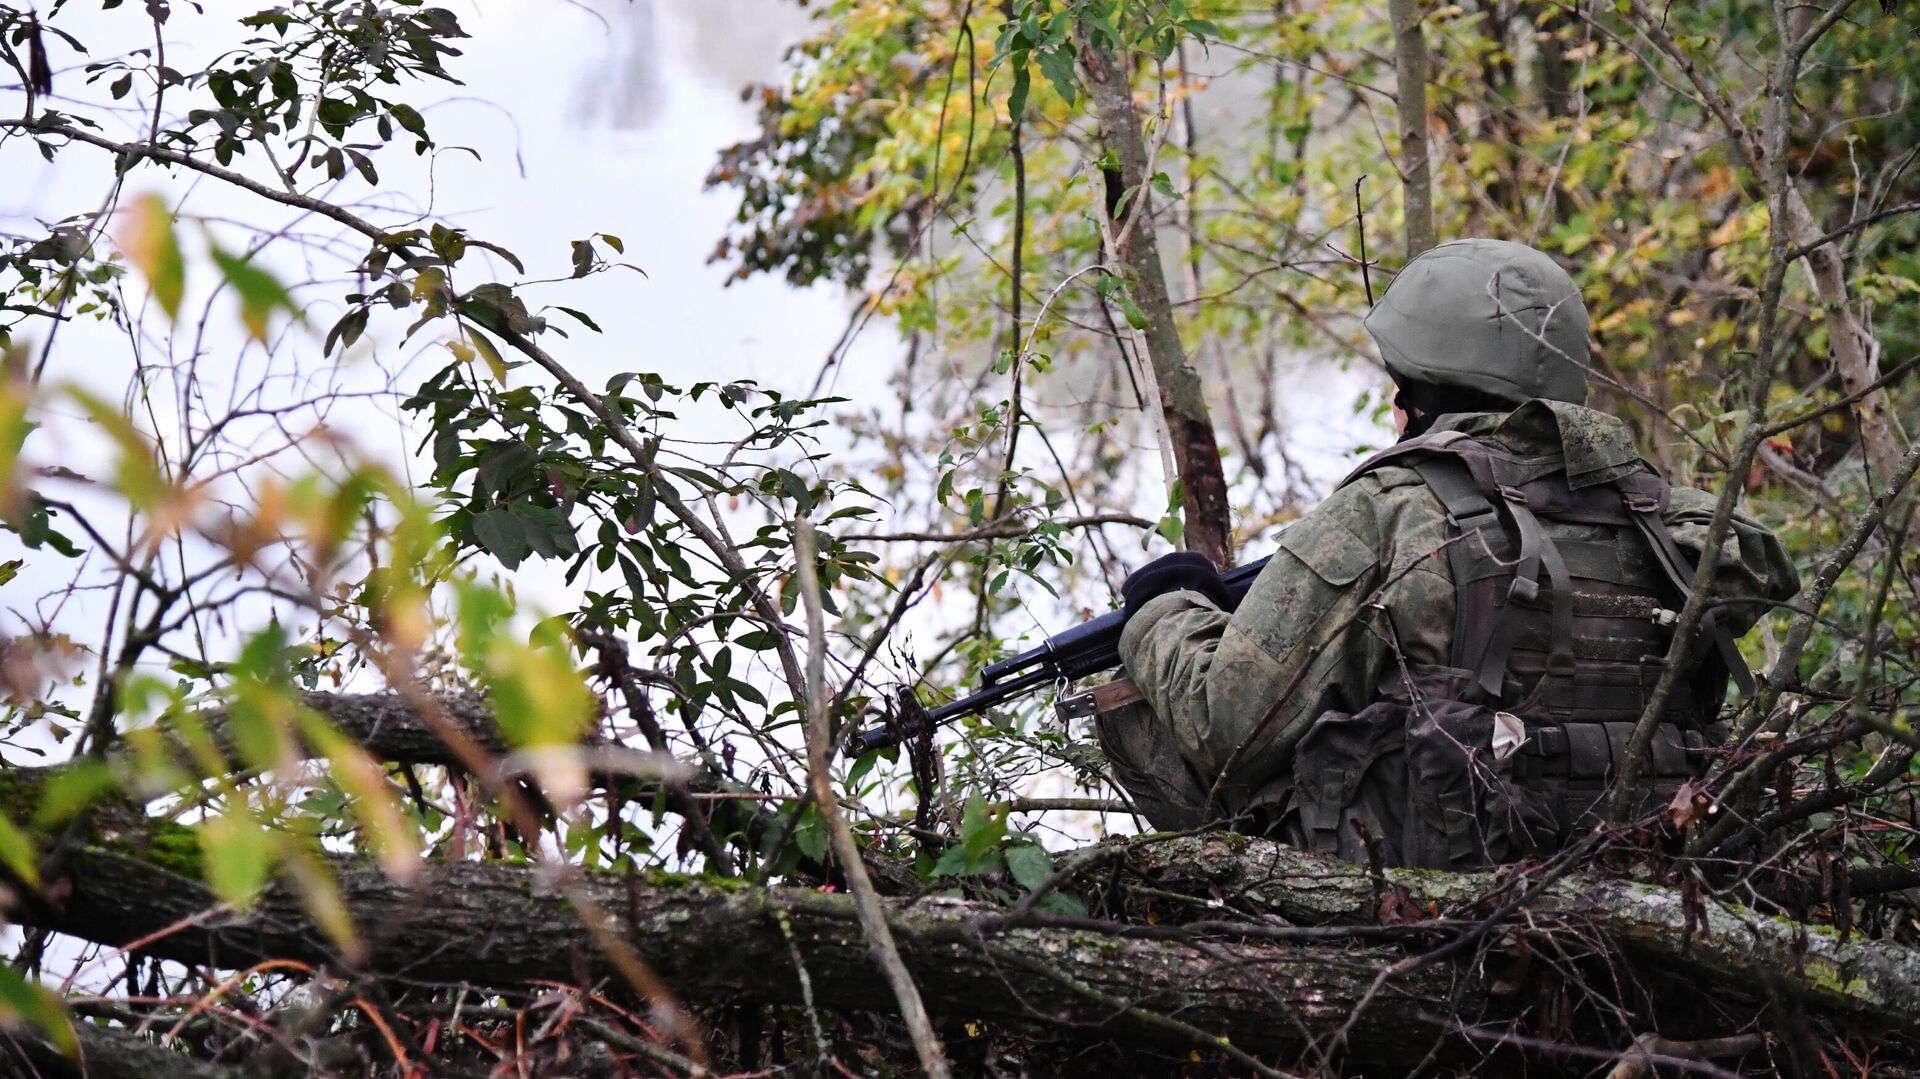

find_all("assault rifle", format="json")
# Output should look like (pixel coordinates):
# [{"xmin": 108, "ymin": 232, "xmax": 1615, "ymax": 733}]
[{"xmin": 847, "ymin": 555, "xmax": 1274, "ymax": 755}]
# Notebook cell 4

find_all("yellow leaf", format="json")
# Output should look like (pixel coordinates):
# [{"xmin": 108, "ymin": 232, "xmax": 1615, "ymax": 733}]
[
  {"xmin": 298, "ymin": 709, "xmax": 422, "ymax": 883},
  {"xmin": 280, "ymin": 845, "xmax": 363, "ymax": 964},
  {"xmin": 468, "ymin": 329, "xmax": 508, "ymax": 384},
  {"xmin": 68, "ymin": 388, "xmax": 164, "ymax": 510},
  {"xmin": 118, "ymin": 193, "xmax": 186, "ymax": 320},
  {"xmin": 380, "ymin": 582, "xmax": 431, "ymax": 653},
  {"xmin": 0, "ymin": 379, "xmax": 29, "ymax": 518}
]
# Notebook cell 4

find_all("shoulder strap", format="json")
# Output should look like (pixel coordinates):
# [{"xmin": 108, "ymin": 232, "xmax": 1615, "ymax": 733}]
[
  {"xmin": 1335, "ymin": 429, "xmax": 1476, "ymax": 491},
  {"xmin": 1408, "ymin": 455, "xmax": 1575, "ymax": 706}
]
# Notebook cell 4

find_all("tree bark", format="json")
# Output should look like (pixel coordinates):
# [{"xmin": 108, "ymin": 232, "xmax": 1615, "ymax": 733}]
[
  {"xmin": 12, "ymin": 1022, "xmax": 245, "ymax": 1079},
  {"xmin": 16, "ymin": 829, "xmax": 1920, "ymax": 1070},
  {"xmin": 1388, "ymin": 0, "xmax": 1435, "ymax": 258},
  {"xmin": 24, "ymin": 843, "xmax": 1460, "ymax": 1069},
  {"xmin": 1780, "ymin": 184, "xmax": 1906, "ymax": 490},
  {"xmin": 1129, "ymin": 834, "xmax": 1920, "ymax": 1035},
  {"xmin": 1077, "ymin": 31, "xmax": 1233, "ymax": 567}
]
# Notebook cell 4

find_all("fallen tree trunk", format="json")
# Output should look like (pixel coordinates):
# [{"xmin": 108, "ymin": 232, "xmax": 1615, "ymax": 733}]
[
  {"xmin": 25, "ymin": 842, "xmax": 1460, "ymax": 1070},
  {"xmin": 10, "ymin": 1022, "xmax": 244, "ymax": 1079},
  {"xmin": 1128, "ymin": 834, "xmax": 1920, "ymax": 1037},
  {"xmin": 10, "ymin": 825, "xmax": 1918, "ymax": 1071}
]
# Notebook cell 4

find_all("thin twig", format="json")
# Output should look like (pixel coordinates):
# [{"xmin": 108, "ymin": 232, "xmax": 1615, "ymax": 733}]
[{"xmin": 794, "ymin": 519, "xmax": 952, "ymax": 1079}]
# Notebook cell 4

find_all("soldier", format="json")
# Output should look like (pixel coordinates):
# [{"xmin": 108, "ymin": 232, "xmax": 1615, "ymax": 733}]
[{"xmin": 1101, "ymin": 238, "xmax": 1799, "ymax": 868}]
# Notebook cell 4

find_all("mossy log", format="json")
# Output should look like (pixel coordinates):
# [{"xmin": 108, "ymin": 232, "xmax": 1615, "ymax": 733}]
[
  {"xmin": 22, "ymin": 841, "xmax": 1461, "ymax": 1070},
  {"xmin": 10, "ymin": 827, "xmax": 1918, "ymax": 1070},
  {"xmin": 1128, "ymin": 833, "xmax": 1920, "ymax": 1038}
]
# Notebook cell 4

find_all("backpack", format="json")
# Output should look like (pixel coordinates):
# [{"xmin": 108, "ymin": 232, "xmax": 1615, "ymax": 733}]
[{"xmin": 1286, "ymin": 430, "xmax": 1750, "ymax": 869}]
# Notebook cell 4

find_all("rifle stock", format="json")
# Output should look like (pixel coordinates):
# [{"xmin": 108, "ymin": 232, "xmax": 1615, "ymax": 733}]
[{"xmin": 848, "ymin": 555, "xmax": 1274, "ymax": 755}]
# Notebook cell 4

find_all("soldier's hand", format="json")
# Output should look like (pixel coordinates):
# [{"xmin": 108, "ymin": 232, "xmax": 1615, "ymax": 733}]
[{"xmin": 1121, "ymin": 551, "xmax": 1234, "ymax": 616}]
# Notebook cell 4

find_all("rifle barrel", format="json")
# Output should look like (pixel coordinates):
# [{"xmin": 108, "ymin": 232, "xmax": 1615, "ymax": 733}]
[{"xmin": 845, "ymin": 553, "xmax": 1276, "ymax": 755}]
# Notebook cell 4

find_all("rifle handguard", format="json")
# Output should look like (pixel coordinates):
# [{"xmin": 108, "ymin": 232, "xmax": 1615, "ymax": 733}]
[{"xmin": 844, "ymin": 553, "xmax": 1276, "ymax": 756}]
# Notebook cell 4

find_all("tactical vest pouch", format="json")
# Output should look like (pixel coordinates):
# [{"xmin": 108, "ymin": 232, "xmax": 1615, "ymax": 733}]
[
  {"xmin": 1512, "ymin": 721, "xmax": 1708, "ymax": 836},
  {"xmin": 1288, "ymin": 692, "xmax": 1709, "ymax": 869},
  {"xmin": 1287, "ymin": 701, "xmax": 1409, "ymax": 866},
  {"xmin": 1401, "ymin": 699, "xmax": 1560, "ymax": 870}
]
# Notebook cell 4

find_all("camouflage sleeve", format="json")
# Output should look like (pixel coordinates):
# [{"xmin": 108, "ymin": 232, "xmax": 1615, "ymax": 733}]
[
  {"xmin": 1116, "ymin": 480, "xmax": 1400, "ymax": 792},
  {"xmin": 1662, "ymin": 486, "xmax": 1802, "ymax": 634}
]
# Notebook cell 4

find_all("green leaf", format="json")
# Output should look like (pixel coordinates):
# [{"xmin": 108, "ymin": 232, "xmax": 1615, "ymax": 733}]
[
  {"xmin": 389, "ymin": 102, "xmax": 427, "ymax": 137},
  {"xmin": 960, "ymin": 793, "xmax": 1007, "ymax": 867},
  {"xmin": 1005, "ymin": 842, "xmax": 1053, "ymax": 892},
  {"xmin": 793, "ymin": 804, "xmax": 828, "ymax": 863},
  {"xmin": 1035, "ymin": 45, "xmax": 1076, "ymax": 104},
  {"xmin": 1034, "ymin": 891, "xmax": 1087, "ymax": 918},
  {"xmin": 210, "ymin": 245, "xmax": 298, "ymax": 343},
  {"xmin": 735, "ymin": 629, "xmax": 780, "ymax": 650},
  {"xmin": 199, "ymin": 808, "xmax": 276, "ymax": 909},
  {"xmin": 1156, "ymin": 512, "xmax": 1184, "ymax": 545},
  {"xmin": 297, "ymin": 711, "xmax": 421, "ymax": 883},
  {"xmin": 0, "ymin": 966, "xmax": 74, "ymax": 1055},
  {"xmin": 930, "ymin": 842, "xmax": 969, "ymax": 878},
  {"xmin": 458, "ymin": 283, "xmax": 536, "ymax": 336},
  {"xmin": 512, "ymin": 501, "xmax": 580, "ymax": 559},
  {"xmin": 31, "ymin": 762, "xmax": 115, "ymax": 828},
  {"xmin": 1117, "ymin": 294, "xmax": 1149, "ymax": 330},
  {"xmin": 469, "ymin": 239, "xmax": 526, "ymax": 274},
  {"xmin": 323, "ymin": 306, "xmax": 369, "ymax": 357},
  {"xmin": 553, "ymin": 305, "xmax": 602, "ymax": 333},
  {"xmin": 1007, "ymin": 66, "xmax": 1031, "ymax": 123},
  {"xmin": 467, "ymin": 328, "xmax": 508, "ymax": 383},
  {"xmin": 847, "ymin": 747, "xmax": 882, "ymax": 789},
  {"xmin": 472, "ymin": 508, "xmax": 529, "ymax": 568},
  {"xmin": 0, "ymin": 812, "xmax": 38, "ymax": 887}
]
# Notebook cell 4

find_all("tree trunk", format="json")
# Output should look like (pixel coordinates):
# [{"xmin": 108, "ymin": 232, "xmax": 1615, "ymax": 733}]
[
  {"xmin": 1389, "ymin": 0, "xmax": 1435, "ymax": 259},
  {"xmin": 13, "ymin": 1023, "xmax": 246, "ymax": 1079},
  {"xmin": 25, "ymin": 842, "xmax": 1459, "ymax": 1069},
  {"xmin": 1077, "ymin": 30, "xmax": 1233, "ymax": 567},
  {"xmin": 15, "ymin": 827, "xmax": 1920, "ymax": 1071},
  {"xmin": 1130, "ymin": 834, "xmax": 1920, "ymax": 1034}
]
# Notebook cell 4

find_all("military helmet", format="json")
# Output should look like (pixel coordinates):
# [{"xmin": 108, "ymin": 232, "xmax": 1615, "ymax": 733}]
[{"xmin": 1363, "ymin": 238, "xmax": 1590, "ymax": 406}]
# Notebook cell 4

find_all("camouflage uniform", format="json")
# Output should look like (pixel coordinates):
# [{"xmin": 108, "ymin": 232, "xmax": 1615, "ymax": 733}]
[{"xmin": 1101, "ymin": 240, "xmax": 1800, "ymax": 850}]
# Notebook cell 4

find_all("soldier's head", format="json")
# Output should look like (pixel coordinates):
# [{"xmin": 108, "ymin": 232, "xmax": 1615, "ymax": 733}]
[{"xmin": 1364, "ymin": 238, "xmax": 1591, "ymax": 436}]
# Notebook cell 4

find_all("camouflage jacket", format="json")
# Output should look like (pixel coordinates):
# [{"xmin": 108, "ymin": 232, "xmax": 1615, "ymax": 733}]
[{"xmin": 1116, "ymin": 400, "xmax": 1801, "ymax": 815}]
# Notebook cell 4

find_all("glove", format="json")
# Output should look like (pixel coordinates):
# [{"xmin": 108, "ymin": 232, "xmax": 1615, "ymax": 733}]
[{"xmin": 1121, "ymin": 551, "xmax": 1233, "ymax": 617}]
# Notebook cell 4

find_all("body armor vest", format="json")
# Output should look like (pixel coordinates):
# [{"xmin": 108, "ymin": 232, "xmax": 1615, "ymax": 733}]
[
  {"xmin": 1354, "ymin": 430, "xmax": 1749, "ymax": 723},
  {"xmin": 1318, "ymin": 429, "xmax": 1753, "ymax": 862}
]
